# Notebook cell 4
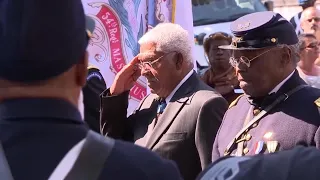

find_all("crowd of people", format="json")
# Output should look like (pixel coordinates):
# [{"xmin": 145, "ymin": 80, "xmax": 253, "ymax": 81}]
[{"xmin": 1, "ymin": 0, "xmax": 320, "ymax": 180}]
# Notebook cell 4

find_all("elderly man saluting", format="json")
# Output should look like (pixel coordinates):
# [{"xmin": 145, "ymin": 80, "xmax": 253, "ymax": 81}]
[
  {"xmin": 100, "ymin": 23, "xmax": 228, "ymax": 180},
  {"xmin": 211, "ymin": 11, "xmax": 320, "ymax": 162}
]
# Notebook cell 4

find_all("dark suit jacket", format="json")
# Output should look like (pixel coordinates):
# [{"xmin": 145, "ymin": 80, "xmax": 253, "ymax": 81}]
[
  {"xmin": 101, "ymin": 71, "xmax": 228, "ymax": 180},
  {"xmin": 0, "ymin": 98, "xmax": 181, "ymax": 180},
  {"xmin": 212, "ymin": 71, "xmax": 320, "ymax": 162}
]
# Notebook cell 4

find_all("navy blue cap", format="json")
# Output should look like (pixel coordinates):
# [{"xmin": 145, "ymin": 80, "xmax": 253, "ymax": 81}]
[
  {"xmin": 197, "ymin": 146, "xmax": 320, "ymax": 180},
  {"xmin": 220, "ymin": 11, "xmax": 299, "ymax": 50},
  {"xmin": 0, "ymin": 0, "xmax": 94, "ymax": 82}
]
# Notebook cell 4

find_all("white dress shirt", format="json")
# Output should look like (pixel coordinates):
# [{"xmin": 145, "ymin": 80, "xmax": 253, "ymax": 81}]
[{"xmin": 165, "ymin": 70, "xmax": 194, "ymax": 104}]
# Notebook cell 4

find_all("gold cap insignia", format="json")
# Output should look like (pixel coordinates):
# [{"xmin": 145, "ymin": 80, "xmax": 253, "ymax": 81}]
[
  {"xmin": 271, "ymin": 38, "xmax": 277, "ymax": 43},
  {"xmin": 237, "ymin": 22, "xmax": 250, "ymax": 30},
  {"xmin": 231, "ymin": 37, "xmax": 243, "ymax": 48}
]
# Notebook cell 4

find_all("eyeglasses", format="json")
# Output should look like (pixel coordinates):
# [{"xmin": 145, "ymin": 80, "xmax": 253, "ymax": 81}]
[
  {"xmin": 137, "ymin": 51, "xmax": 176, "ymax": 71},
  {"xmin": 229, "ymin": 48, "xmax": 274, "ymax": 68},
  {"xmin": 301, "ymin": 42, "xmax": 319, "ymax": 50}
]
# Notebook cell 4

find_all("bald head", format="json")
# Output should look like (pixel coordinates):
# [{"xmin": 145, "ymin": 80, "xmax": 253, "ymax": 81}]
[{"xmin": 301, "ymin": 7, "xmax": 320, "ymax": 35}]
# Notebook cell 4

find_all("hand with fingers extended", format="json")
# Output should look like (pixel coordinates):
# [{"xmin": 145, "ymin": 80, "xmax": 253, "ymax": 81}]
[{"xmin": 110, "ymin": 56, "xmax": 141, "ymax": 95}]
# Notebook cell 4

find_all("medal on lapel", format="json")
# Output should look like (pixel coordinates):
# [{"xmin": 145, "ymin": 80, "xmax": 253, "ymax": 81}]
[
  {"xmin": 253, "ymin": 141, "xmax": 264, "ymax": 154},
  {"xmin": 262, "ymin": 131, "xmax": 280, "ymax": 153},
  {"xmin": 266, "ymin": 141, "xmax": 279, "ymax": 153}
]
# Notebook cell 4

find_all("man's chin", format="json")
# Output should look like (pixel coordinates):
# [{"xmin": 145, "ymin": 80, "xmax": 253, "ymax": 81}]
[{"xmin": 239, "ymin": 81, "xmax": 254, "ymax": 96}]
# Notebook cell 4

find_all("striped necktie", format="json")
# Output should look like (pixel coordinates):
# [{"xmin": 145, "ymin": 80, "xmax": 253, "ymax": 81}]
[{"xmin": 153, "ymin": 99, "xmax": 167, "ymax": 127}]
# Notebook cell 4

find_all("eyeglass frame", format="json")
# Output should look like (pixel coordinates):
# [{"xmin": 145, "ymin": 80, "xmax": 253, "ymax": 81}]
[
  {"xmin": 137, "ymin": 51, "xmax": 177, "ymax": 71},
  {"xmin": 229, "ymin": 48, "xmax": 275, "ymax": 68},
  {"xmin": 300, "ymin": 41, "xmax": 320, "ymax": 50}
]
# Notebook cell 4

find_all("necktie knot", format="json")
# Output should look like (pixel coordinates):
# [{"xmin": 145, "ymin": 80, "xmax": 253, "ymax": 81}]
[{"xmin": 157, "ymin": 99, "xmax": 167, "ymax": 114}]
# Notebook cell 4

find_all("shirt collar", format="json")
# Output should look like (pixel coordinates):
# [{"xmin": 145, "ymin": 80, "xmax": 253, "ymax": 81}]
[
  {"xmin": 165, "ymin": 70, "xmax": 194, "ymax": 104},
  {"xmin": 269, "ymin": 71, "xmax": 295, "ymax": 94},
  {"xmin": 0, "ymin": 98, "xmax": 83, "ymax": 123}
]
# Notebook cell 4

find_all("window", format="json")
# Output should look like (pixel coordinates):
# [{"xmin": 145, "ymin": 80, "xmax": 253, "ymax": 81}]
[{"xmin": 193, "ymin": 0, "xmax": 267, "ymax": 26}]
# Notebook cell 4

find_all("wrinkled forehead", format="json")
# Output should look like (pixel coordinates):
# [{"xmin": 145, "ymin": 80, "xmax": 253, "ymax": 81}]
[
  {"xmin": 138, "ymin": 52, "xmax": 156, "ymax": 59},
  {"xmin": 303, "ymin": 8, "xmax": 320, "ymax": 20}
]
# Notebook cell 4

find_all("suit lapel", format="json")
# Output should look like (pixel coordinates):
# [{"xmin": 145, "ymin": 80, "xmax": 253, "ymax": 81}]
[{"xmin": 145, "ymin": 71, "xmax": 198, "ymax": 149}]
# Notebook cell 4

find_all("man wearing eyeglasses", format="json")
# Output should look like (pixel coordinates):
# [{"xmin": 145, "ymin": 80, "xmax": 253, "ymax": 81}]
[
  {"xmin": 100, "ymin": 23, "xmax": 228, "ymax": 180},
  {"xmin": 211, "ymin": 11, "xmax": 320, "ymax": 162}
]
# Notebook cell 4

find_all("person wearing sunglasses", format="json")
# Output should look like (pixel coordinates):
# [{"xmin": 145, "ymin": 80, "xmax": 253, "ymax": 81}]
[
  {"xmin": 100, "ymin": 23, "xmax": 228, "ymax": 180},
  {"xmin": 211, "ymin": 11, "xmax": 320, "ymax": 162},
  {"xmin": 297, "ymin": 34, "xmax": 320, "ymax": 88},
  {"xmin": 202, "ymin": 32, "xmax": 243, "ymax": 105}
]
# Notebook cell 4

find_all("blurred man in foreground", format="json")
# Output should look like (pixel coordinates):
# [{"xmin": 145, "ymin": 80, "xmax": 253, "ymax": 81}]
[{"xmin": 199, "ymin": 146, "xmax": 320, "ymax": 180}]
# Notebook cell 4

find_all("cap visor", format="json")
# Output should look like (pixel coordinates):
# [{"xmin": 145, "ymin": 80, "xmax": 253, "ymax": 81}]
[{"xmin": 218, "ymin": 45, "xmax": 264, "ymax": 50}]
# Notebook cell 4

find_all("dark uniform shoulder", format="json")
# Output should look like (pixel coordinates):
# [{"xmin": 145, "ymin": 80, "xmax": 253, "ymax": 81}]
[{"xmin": 99, "ymin": 140, "xmax": 182, "ymax": 180}]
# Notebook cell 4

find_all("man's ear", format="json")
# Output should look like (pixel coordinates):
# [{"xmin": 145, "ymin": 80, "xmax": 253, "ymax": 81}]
[
  {"xmin": 280, "ymin": 47, "xmax": 292, "ymax": 67},
  {"xmin": 76, "ymin": 51, "xmax": 89, "ymax": 87},
  {"xmin": 175, "ymin": 52, "xmax": 184, "ymax": 70}
]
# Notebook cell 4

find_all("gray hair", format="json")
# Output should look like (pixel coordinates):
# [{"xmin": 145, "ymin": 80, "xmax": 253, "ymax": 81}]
[
  {"xmin": 277, "ymin": 43, "xmax": 300, "ymax": 65},
  {"xmin": 138, "ymin": 23, "xmax": 193, "ymax": 64}
]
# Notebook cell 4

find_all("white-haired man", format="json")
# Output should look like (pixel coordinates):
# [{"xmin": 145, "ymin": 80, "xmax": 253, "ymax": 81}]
[
  {"xmin": 100, "ymin": 23, "xmax": 228, "ymax": 180},
  {"xmin": 301, "ymin": 6, "xmax": 320, "ymax": 40}
]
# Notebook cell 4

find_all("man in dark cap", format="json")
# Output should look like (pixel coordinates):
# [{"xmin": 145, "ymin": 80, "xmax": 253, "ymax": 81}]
[
  {"xmin": 211, "ymin": 11, "xmax": 320, "ymax": 162},
  {"xmin": 0, "ymin": 0, "xmax": 181, "ymax": 179},
  {"xmin": 199, "ymin": 145, "xmax": 320, "ymax": 180}
]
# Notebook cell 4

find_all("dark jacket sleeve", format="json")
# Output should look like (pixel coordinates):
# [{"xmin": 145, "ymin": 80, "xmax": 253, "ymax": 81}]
[
  {"xmin": 99, "ymin": 140, "xmax": 183, "ymax": 180},
  {"xmin": 83, "ymin": 68, "xmax": 106, "ymax": 133},
  {"xmin": 100, "ymin": 89, "xmax": 133, "ymax": 140},
  {"xmin": 196, "ymin": 96, "xmax": 228, "ymax": 169}
]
